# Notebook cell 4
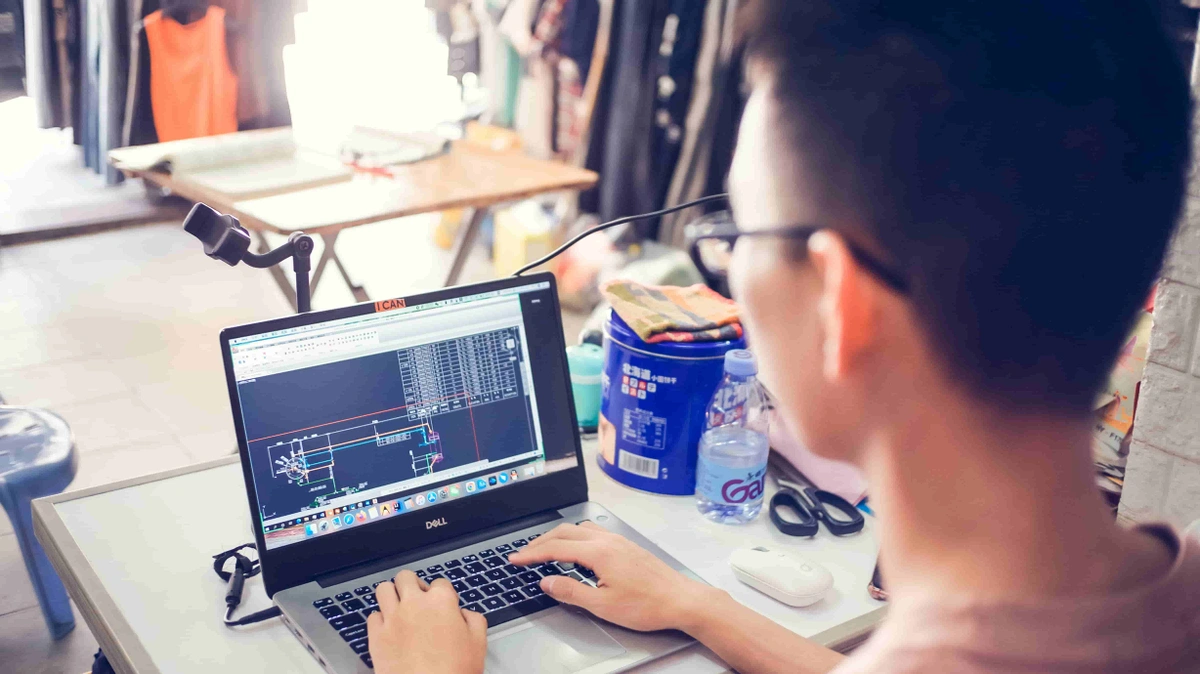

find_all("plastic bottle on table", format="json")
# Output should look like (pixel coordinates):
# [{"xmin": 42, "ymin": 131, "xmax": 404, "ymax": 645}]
[{"xmin": 695, "ymin": 349, "xmax": 770, "ymax": 525}]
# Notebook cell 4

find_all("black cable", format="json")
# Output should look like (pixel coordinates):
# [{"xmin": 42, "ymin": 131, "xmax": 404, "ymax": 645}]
[
  {"xmin": 213, "ymin": 543, "xmax": 282, "ymax": 627},
  {"xmin": 512, "ymin": 193, "xmax": 729, "ymax": 277}
]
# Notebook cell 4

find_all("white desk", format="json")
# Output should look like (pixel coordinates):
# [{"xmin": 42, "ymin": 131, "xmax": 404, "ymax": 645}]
[{"xmin": 33, "ymin": 440, "xmax": 885, "ymax": 674}]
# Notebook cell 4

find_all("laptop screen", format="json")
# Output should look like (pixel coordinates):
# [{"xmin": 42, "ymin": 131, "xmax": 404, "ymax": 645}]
[{"xmin": 227, "ymin": 281, "xmax": 578, "ymax": 550}]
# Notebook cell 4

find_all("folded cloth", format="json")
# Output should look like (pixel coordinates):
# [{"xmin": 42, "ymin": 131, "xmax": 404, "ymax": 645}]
[{"xmin": 601, "ymin": 280, "xmax": 743, "ymax": 343}]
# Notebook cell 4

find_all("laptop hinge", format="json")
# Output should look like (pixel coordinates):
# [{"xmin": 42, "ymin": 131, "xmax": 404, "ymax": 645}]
[{"xmin": 316, "ymin": 509, "xmax": 566, "ymax": 588}]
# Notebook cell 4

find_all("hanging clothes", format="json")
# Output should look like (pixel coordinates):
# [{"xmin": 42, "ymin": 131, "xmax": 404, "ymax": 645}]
[
  {"xmin": 142, "ymin": 4, "xmax": 237, "ymax": 141},
  {"xmin": 659, "ymin": 0, "xmax": 733, "ymax": 245},
  {"xmin": 590, "ymin": 0, "xmax": 705, "ymax": 236}
]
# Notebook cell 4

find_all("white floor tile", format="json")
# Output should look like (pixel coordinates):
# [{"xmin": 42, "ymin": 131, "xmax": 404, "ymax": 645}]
[
  {"xmin": 0, "ymin": 603, "xmax": 98, "ymax": 674},
  {"xmin": 50, "ymin": 395, "xmax": 176, "ymax": 453},
  {"xmin": 68, "ymin": 437, "xmax": 194, "ymax": 491},
  {"xmin": 0, "ymin": 533, "xmax": 38, "ymax": 616},
  {"xmin": 0, "ymin": 358, "xmax": 132, "ymax": 408}
]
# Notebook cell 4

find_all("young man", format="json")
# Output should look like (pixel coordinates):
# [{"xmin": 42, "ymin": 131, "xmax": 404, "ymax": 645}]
[{"xmin": 367, "ymin": 1, "xmax": 1200, "ymax": 672}]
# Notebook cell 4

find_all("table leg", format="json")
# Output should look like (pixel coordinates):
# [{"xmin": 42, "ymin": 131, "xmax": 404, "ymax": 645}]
[
  {"xmin": 254, "ymin": 231, "xmax": 299, "ymax": 313},
  {"xmin": 443, "ymin": 207, "xmax": 489, "ymax": 287},
  {"xmin": 322, "ymin": 232, "xmax": 370, "ymax": 303}
]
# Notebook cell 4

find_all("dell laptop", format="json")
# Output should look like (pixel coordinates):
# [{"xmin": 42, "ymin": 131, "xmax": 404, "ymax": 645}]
[{"xmin": 219, "ymin": 273, "xmax": 698, "ymax": 674}]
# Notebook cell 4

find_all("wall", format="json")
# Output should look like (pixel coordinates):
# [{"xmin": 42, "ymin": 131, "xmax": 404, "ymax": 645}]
[{"xmin": 1117, "ymin": 102, "xmax": 1200, "ymax": 528}]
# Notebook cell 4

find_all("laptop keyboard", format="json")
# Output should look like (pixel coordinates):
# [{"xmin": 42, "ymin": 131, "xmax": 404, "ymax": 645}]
[{"xmin": 310, "ymin": 532, "xmax": 598, "ymax": 669}]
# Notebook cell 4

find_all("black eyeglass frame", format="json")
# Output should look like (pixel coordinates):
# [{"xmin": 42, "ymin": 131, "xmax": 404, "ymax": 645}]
[{"xmin": 687, "ymin": 222, "xmax": 910, "ymax": 295}]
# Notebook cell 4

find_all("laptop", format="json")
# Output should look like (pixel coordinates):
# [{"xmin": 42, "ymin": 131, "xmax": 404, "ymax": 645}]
[{"xmin": 219, "ymin": 273, "xmax": 699, "ymax": 674}]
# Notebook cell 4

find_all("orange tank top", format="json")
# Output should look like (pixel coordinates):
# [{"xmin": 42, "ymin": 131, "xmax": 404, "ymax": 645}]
[{"xmin": 144, "ymin": 6, "xmax": 239, "ymax": 142}]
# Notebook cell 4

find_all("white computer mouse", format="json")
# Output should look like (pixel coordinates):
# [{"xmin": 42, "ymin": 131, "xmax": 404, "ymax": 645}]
[{"xmin": 729, "ymin": 546, "xmax": 834, "ymax": 607}]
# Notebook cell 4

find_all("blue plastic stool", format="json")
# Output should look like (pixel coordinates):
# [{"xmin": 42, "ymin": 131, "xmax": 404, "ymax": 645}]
[{"xmin": 0, "ymin": 406, "xmax": 78, "ymax": 639}]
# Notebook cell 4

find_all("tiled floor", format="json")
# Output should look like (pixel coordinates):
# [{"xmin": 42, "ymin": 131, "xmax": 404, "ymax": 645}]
[{"xmin": 0, "ymin": 219, "xmax": 584, "ymax": 672}]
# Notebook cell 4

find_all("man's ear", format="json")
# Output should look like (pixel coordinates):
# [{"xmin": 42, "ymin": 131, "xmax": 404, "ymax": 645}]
[{"xmin": 808, "ymin": 231, "xmax": 877, "ymax": 381}]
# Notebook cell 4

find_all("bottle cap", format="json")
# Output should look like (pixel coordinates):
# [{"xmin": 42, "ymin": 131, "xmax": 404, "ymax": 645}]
[{"xmin": 724, "ymin": 349, "xmax": 757, "ymax": 376}]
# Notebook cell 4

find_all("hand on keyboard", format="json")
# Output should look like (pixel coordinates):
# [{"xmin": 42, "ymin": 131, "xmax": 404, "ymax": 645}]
[
  {"xmin": 508, "ymin": 521, "xmax": 709, "ymax": 633},
  {"xmin": 368, "ymin": 570, "xmax": 487, "ymax": 674}
]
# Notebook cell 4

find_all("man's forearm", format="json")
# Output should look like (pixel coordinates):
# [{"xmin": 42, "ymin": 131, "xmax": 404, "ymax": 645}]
[{"xmin": 677, "ymin": 585, "xmax": 845, "ymax": 674}]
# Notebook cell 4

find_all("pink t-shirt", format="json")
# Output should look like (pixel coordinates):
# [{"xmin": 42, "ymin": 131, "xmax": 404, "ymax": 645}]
[{"xmin": 833, "ymin": 525, "xmax": 1200, "ymax": 674}]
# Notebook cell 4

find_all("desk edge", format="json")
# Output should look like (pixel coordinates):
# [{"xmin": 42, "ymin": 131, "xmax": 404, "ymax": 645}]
[
  {"xmin": 31, "ymin": 456, "xmax": 240, "ymax": 674},
  {"xmin": 814, "ymin": 604, "xmax": 888, "ymax": 654}
]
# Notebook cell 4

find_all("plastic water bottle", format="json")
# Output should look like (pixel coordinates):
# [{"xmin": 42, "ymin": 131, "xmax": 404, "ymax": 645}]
[{"xmin": 695, "ymin": 350, "xmax": 770, "ymax": 524}]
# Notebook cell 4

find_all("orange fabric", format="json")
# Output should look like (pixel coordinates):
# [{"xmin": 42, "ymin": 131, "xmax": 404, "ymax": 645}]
[{"xmin": 144, "ymin": 6, "xmax": 239, "ymax": 142}]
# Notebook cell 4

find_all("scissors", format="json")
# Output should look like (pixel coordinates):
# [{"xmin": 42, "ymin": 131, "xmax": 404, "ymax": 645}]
[{"xmin": 767, "ymin": 451, "xmax": 865, "ymax": 538}]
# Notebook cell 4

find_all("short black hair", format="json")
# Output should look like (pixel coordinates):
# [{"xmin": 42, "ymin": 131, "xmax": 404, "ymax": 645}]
[{"xmin": 740, "ymin": 0, "xmax": 1192, "ymax": 413}]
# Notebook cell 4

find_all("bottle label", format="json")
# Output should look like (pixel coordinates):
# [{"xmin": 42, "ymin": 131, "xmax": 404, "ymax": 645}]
[{"xmin": 696, "ymin": 459, "xmax": 766, "ymax": 505}]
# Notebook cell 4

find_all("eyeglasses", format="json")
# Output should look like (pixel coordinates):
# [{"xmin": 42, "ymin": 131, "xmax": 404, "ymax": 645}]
[{"xmin": 686, "ymin": 216, "xmax": 910, "ymax": 294}]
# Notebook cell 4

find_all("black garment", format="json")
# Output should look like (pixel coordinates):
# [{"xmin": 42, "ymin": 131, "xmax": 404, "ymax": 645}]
[
  {"xmin": 589, "ymin": 0, "xmax": 706, "ymax": 239},
  {"xmin": 559, "ymin": 0, "xmax": 598, "ymax": 81}
]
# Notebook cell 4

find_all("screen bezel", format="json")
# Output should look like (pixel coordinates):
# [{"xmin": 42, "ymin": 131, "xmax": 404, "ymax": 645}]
[{"xmin": 219, "ymin": 273, "xmax": 588, "ymax": 596}]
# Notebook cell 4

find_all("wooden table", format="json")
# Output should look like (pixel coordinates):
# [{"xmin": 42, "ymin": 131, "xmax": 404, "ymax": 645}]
[{"xmin": 116, "ymin": 133, "xmax": 598, "ymax": 309}]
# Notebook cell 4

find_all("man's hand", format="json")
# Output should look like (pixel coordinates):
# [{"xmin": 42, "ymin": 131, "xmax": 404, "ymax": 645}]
[
  {"xmin": 508, "ymin": 521, "xmax": 717, "ymax": 632},
  {"xmin": 368, "ymin": 570, "xmax": 486, "ymax": 674}
]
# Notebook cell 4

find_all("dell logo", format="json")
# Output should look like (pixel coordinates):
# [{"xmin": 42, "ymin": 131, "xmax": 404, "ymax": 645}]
[{"xmin": 426, "ymin": 517, "xmax": 448, "ymax": 530}]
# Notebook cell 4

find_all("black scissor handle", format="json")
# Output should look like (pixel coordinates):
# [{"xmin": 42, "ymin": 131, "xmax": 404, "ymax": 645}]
[
  {"xmin": 769, "ymin": 488, "xmax": 820, "ymax": 537},
  {"xmin": 809, "ymin": 487, "xmax": 865, "ymax": 536}
]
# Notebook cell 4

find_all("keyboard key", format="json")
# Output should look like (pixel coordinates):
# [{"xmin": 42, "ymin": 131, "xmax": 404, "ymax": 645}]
[
  {"xmin": 452, "ymin": 580, "xmax": 468, "ymax": 593},
  {"xmin": 364, "ymin": 595, "xmax": 378, "ymax": 606},
  {"xmin": 578, "ymin": 566, "xmax": 596, "ymax": 579},
  {"xmin": 522, "ymin": 583, "xmax": 544, "ymax": 598},
  {"xmin": 512, "ymin": 597, "xmax": 549, "ymax": 616},
  {"xmin": 414, "ymin": 570, "xmax": 426, "ymax": 578},
  {"xmin": 485, "ymin": 569, "xmax": 507, "ymax": 582},
  {"xmin": 528, "ymin": 533, "xmax": 541, "ymax": 540},
  {"xmin": 426, "ymin": 564, "xmax": 445, "ymax": 574},
  {"xmin": 466, "ymin": 574, "xmax": 488, "ymax": 588},
  {"xmin": 484, "ymin": 606, "xmax": 523, "ymax": 628},
  {"xmin": 503, "ymin": 564, "xmax": 521, "ymax": 576},
  {"xmin": 444, "ymin": 559, "xmax": 463, "ymax": 569},
  {"xmin": 537, "ymin": 564, "xmax": 563, "ymax": 577},
  {"xmin": 460, "ymin": 554, "xmax": 478, "ymax": 563},
  {"xmin": 361, "ymin": 606, "xmax": 380, "ymax": 618},
  {"xmin": 445, "ymin": 568, "xmax": 468, "ymax": 580},
  {"xmin": 349, "ymin": 638, "xmax": 370, "ymax": 654},
  {"xmin": 339, "ymin": 624, "xmax": 368, "ymax": 642},
  {"xmin": 464, "ymin": 602, "xmax": 485, "ymax": 613},
  {"xmin": 479, "ymin": 549, "xmax": 496, "ymax": 558},
  {"xmin": 426, "ymin": 573, "xmax": 445, "ymax": 583},
  {"xmin": 464, "ymin": 562, "xmax": 487, "ymax": 574},
  {"xmin": 319, "ymin": 606, "xmax": 344, "ymax": 619},
  {"xmin": 499, "ymin": 577, "xmax": 523, "ymax": 590},
  {"xmin": 354, "ymin": 585, "xmax": 373, "ymax": 596},
  {"xmin": 342, "ymin": 599, "xmax": 365, "ymax": 611},
  {"xmin": 329, "ymin": 613, "xmax": 365, "ymax": 630},
  {"xmin": 494, "ymin": 544, "xmax": 512, "ymax": 553},
  {"xmin": 499, "ymin": 551, "xmax": 513, "ymax": 562},
  {"xmin": 372, "ymin": 580, "xmax": 384, "ymax": 588},
  {"xmin": 313, "ymin": 597, "xmax": 335, "ymax": 609},
  {"xmin": 518, "ymin": 571, "xmax": 542, "ymax": 584},
  {"xmin": 335, "ymin": 592, "xmax": 354, "ymax": 602},
  {"xmin": 481, "ymin": 583, "xmax": 504, "ymax": 596},
  {"xmin": 558, "ymin": 561, "xmax": 576, "ymax": 571},
  {"xmin": 481, "ymin": 596, "xmax": 506, "ymax": 611},
  {"xmin": 484, "ymin": 557, "xmax": 505, "ymax": 569},
  {"xmin": 461, "ymin": 589, "xmax": 484, "ymax": 603},
  {"xmin": 501, "ymin": 590, "xmax": 525, "ymax": 604},
  {"xmin": 512, "ymin": 538, "xmax": 529, "ymax": 548},
  {"xmin": 361, "ymin": 653, "xmax": 374, "ymax": 668}
]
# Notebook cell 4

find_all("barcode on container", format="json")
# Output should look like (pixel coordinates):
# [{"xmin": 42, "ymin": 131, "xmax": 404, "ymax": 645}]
[{"xmin": 618, "ymin": 450, "xmax": 659, "ymax": 479}]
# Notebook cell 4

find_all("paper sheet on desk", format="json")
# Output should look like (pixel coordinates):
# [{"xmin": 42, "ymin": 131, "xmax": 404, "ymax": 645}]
[{"xmin": 768, "ymin": 409, "xmax": 868, "ymax": 505}]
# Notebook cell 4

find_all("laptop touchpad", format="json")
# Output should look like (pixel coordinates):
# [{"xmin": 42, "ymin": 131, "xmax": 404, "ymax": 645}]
[{"xmin": 486, "ymin": 610, "xmax": 626, "ymax": 674}]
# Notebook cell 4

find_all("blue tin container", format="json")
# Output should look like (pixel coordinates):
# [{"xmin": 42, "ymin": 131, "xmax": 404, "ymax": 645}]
[{"xmin": 598, "ymin": 310, "xmax": 746, "ymax": 495}]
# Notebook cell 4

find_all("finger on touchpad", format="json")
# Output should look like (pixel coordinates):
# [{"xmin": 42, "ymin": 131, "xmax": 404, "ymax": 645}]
[{"xmin": 486, "ymin": 611, "xmax": 626, "ymax": 674}]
